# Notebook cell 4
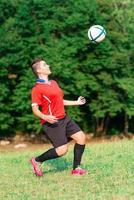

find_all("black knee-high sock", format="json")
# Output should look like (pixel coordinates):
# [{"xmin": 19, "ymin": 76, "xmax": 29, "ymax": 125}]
[
  {"xmin": 73, "ymin": 143, "xmax": 85, "ymax": 169},
  {"xmin": 35, "ymin": 148, "xmax": 59, "ymax": 163}
]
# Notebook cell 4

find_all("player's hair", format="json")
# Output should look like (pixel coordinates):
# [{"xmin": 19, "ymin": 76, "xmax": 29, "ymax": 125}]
[{"xmin": 31, "ymin": 58, "xmax": 43, "ymax": 77}]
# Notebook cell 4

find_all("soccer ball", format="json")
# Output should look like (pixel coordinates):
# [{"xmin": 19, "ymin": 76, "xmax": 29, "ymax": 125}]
[{"xmin": 88, "ymin": 25, "xmax": 106, "ymax": 43}]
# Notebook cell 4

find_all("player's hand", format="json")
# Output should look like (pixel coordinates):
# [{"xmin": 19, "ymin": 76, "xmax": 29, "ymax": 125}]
[
  {"xmin": 43, "ymin": 115, "xmax": 58, "ymax": 124},
  {"xmin": 77, "ymin": 96, "xmax": 86, "ymax": 105}
]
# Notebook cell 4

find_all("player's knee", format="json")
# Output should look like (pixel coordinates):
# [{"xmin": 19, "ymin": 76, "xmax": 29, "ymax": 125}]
[
  {"xmin": 77, "ymin": 132, "xmax": 86, "ymax": 144},
  {"xmin": 56, "ymin": 144, "xmax": 68, "ymax": 156},
  {"xmin": 80, "ymin": 133, "xmax": 86, "ymax": 144}
]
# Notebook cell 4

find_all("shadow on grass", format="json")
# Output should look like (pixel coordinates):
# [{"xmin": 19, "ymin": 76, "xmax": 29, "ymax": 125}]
[{"xmin": 43, "ymin": 156, "xmax": 72, "ymax": 174}]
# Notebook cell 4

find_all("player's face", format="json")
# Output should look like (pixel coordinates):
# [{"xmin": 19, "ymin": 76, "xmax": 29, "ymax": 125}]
[{"xmin": 40, "ymin": 61, "xmax": 51, "ymax": 75}]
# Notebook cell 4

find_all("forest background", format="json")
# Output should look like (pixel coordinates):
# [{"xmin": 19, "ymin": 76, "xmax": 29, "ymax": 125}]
[{"xmin": 0, "ymin": 0, "xmax": 134, "ymax": 138}]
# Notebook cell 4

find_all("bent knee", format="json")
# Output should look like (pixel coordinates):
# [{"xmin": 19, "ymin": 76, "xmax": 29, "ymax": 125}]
[
  {"xmin": 80, "ymin": 132, "xmax": 86, "ymax": 144},
  {"xmin": 75, "ymin": 131, "xmax": 86, "ymax": 144},
  {"xmin": 55, "ymin": 144, "xmax": 68, "ymax": 156}
]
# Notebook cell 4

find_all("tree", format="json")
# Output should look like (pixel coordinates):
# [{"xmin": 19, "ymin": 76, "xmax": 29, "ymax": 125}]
[{"xmin": 0, "ymin": 0, "xmax": 134, "ymax": 137}]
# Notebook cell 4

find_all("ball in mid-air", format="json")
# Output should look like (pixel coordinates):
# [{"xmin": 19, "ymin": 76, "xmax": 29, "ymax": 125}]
[{"xmin": 88, "ymin": 25, "xmax": 106, "ymax": 43}]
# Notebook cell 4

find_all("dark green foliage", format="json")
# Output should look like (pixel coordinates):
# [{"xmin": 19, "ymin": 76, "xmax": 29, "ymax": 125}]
[{"xmin": 0, "ymin": 0, "xmax": 134, "ymax": 136}]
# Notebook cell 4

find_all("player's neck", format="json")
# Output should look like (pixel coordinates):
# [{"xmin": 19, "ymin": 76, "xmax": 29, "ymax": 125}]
[{"xmin": 38, "ymin": 75, "xmax": 49, "ymax": 83}]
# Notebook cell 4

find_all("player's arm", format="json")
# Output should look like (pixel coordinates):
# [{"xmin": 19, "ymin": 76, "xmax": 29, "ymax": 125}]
[
  {"xmin": 63, "ymin": 96, "xmax": 86, "ymax": 106},
  {"xmin": 32, "ymin": 105, "xmax": 58, "ymax": 124}
]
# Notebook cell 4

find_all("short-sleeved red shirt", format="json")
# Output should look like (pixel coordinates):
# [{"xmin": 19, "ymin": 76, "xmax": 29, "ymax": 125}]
[{"xmin": 31, "ymin": 80, "xmax": 66, "ymax": 124}]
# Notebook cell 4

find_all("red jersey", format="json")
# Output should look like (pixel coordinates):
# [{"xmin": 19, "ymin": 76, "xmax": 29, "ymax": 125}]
[{"xmin": 31, "ymin": 80, "xmax": 66, "ymax": 124}]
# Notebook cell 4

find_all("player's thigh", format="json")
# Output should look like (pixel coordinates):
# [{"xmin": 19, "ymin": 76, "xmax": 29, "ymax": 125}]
[{"xmin": 70, "ymin": 131, "xmax": 86, "ymax": 145}]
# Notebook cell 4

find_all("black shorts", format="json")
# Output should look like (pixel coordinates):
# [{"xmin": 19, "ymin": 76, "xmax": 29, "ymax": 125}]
[{"xmin": 42, "ymin": 115, "xmax": 81, "ymax": 148}]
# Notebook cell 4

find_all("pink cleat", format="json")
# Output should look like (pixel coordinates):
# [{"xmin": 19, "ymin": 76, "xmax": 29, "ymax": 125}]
[
  {"xmin": 30, "ymin": 157, "xmax": 43, "ymax": 177},
  {"xmin": 71, "ymin": 167, "xmax": 87, "ymax": 175}
]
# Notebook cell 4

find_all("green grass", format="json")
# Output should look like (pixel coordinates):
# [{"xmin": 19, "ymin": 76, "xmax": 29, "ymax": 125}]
[{"xmin": 0, "ymin": 140, "xmax": 134, "ymax": 200}]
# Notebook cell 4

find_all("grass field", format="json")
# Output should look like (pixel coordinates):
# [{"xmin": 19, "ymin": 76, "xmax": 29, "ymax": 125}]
[{"xmin": 0, "ymin": 139, "xmax": 134, "ymax": 200}]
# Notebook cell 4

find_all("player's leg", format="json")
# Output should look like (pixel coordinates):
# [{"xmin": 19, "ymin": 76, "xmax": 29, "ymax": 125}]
[
  {"xmin": 35, "ymin": 143, "xmax": 68, "ymax": 162},
  {"xmin": 55, "ymin": 144, "xmax": 68, "ymax": 156},
  {"xmin": 70, "ymin": 131, "xmax": 86, "ymax": 174},
  {"xmin": 66, "ymin": 116, "xmax": 86, "ymax": 175},
  {"xmin": 30, "ymin": 120, "xmax": 68, "ymax": 176},
  {"xmin": 31, "ymin": 144, "xmax": 68, "ymax": 177}
]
